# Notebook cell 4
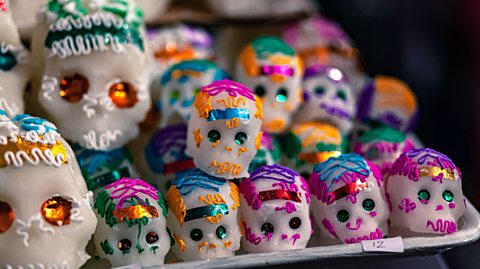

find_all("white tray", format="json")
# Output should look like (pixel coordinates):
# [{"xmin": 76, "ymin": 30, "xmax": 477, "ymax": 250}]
[{"xmin": 150, "ymin": 198, "xmax": 480, "ymax": 269}]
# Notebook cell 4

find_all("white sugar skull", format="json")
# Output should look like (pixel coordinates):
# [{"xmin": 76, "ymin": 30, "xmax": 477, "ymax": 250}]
[
  {"xmin": 283, "ymin": 122, "xmax": 343, "ymax": 178},
  {"xmin": 0, "ymin": 2, "xmax": 30, "ymax": 114},
  {"xmin": 144, "ymin": 124, "xmax": 195, "ymax": 194},
  {"xmin": 159, "ymin": 60, "xmax": 229, "ymax": 126},
  {"xmin": 93, "ymin": 178, "xmax": 170, "ymax": 267},
  {"xmin": 8, "ymin": 0, "xmax": 47, "ymax": 41},
  {"xmin": 294, "ymin": 65, "xmax": 355, "ymax": 134},
  {"xmin": 39, "ymin": 0, "xmax": 151, "ymax": 151},
  {"xmin": 358, "ymin": 76, "xmax": 418, "ymax": 132},
  {"xmin": 239, "ymin": 165, "xmax": 311, "ymax": 253},
  {"xmin": 353, "ymin": 126, "xmax": 415, "ymax": 177},
  {"xmin": 186, "ymin": 80, "xmax": 263, "ymax": 179},
  {"xmin": 386, "ymin": 148, "xmax": 466, "ymax": 235},
  {"xmin": 309, "ymin": 153, "xmax": 389, "ymax": 244},
  {"xmin": 0, "ymin": 111, "xmax": 97, "ymax": 268},
  {"xmin": 166, "ymin": 169, "xmax": 241, "ymax": 261},
  {"xmin": 248, "ymin": 132, "xmax": 281, "ymax": 173},
  {"xmin": 235, "ymin": 36, "xmax": 302, "ymax": 133},
  {"xmin": 137, "ymin": 0, "xmax": 171, "ymax": 24}
]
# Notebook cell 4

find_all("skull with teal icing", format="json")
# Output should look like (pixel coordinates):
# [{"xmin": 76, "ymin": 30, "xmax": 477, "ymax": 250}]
[
  {"xmin": 94, "ymin": 177, "xmax": 170, "ymax": 267},
  {"xmin": 39, "ymin": 0, "xmax": 151, "ymax": 151}
]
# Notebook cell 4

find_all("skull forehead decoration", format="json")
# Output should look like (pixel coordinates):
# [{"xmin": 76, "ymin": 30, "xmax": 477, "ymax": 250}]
[
  {"xmin": 358, "ymin": 76, "xmax": 418, "ymax": 132},
  {"xmin": 94, "ymin": 177, "xmax": 170, "ymax": 267},
  {"xmin": 235, "ymin": 36, "xmax": 303, "ymax": 133},
  {"xmin": 386, "ymin": 148, "xmax": 465, "ymax": 235},
  {"xmin": 0, "ymin": 110, "xmax": 97, "ymax": 268},
  {"xmin": 283, "ymin": 122, "xmax": 343, "ymax": 176},
  {"xmin": 166, "ymin": 169, "xmax": 241, "ymax": 261},
  {"xmin": 0, "ymin": 2, "xmax": 30, "ymax": 115},
  {"xmin": 309, "ymin": 153, "xmax": 389, "ymax": 244},
  {"xmin": 248, "ymin": 132, "xmax": 281, "ymax": 173},
  {"xmin": 145, "ymin": 124, "xmax": 195, "ymax": 194},
  {"xmin": 186, "ymin": 79, "xmax": 263, "ymax": 179},
  {"xmin": 353, "ymin": 126, "xmax": 415, "ymax": 176},
  {"xmin": 159, "ymin": 60, "xmax": 230, "ymax": 126},
  {"xmin": 39, "ymin": 0, "xmax": 151, "ymax": 151},
  {"xmin": 239, "ymin": 165, "xmax": 311, "ymax": 253},
  {"xmin": 294, "ymin": 65, "xmax": 355, "ymax": 134}
]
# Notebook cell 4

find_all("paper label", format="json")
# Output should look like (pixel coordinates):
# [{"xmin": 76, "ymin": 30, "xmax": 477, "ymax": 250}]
[{"xmin": 361, "ymin": 236, "xmax": 404, "ymax": 253}]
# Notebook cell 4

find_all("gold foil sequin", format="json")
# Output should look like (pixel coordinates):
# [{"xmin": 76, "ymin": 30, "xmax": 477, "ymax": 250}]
[
  {"xmin": 418, "ymin": 166, "xmax": 456, "ymax": 181},
  {"xmin": 113, "ymin": 205, "xmax": 159, "ymax": 222},
  {"xmin": 41, "ymin": 197, "xmax": 73, "ymax": 226},
  {"xmin": 298, "ymin": 151, "xmax": 342, "ymax": 164}
]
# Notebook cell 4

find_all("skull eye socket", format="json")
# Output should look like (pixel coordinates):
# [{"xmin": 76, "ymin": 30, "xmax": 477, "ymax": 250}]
[
  {"xmin": 169, "ymin": 89, "xmax": 180, "ymax": 104},
  {"xmin": 208, "ymin": 130, "xmax": 221, "ymax": 143},
  {"xmin": 417, "ymin": 189, "xmax": 431, "ymax": 202},
  {"xmin": 442, "ymin": 190, "xmax": 454, "ymax": 202},
  {"xmin": 59, "ymin": 73, "xmax": 89, "ymax": 103},
  {"xmin": 216, "ymin": 225, "xmax": 227, "ymax": 239},
  {"xmin": 336, "ymin": 89, "xmax": 347, "ymax": 102},
  {"xmin": 234, "ymin": 132, "xmax": 247, "ymax": 145},
  {"xmin": 146, "ymin": 231, "xmax": 159, "ymax": 244},
  {"xmin": 314, "ymin": 86, "xmax": 325, "ymax": 95},
  {"xmin": 41, "ymin": 196, "xmax": 73, "ymax": 226},
  {"xmin": 276, "ymin": 88, "xmax": 288, "ymax": 103},
  {"xmin": 190, "ymin": 228, "xmax": 203, "ymax": 241},
  {"xmin": 0, "ymin": 201, "xmax": 14, "ymax": 233},
  {"xmin": 118, "ymin": 239, "xmax": 132, "ymax": 254},
  {"xmin": 362, "ymin": 198, "xmax": 376, "ymax": 212},
  {"xmin": 336, "ymin": 209, "xmax": 350, "ymax": 223},
  {"xmin": 109, "ymin": 81, "xmax": 138, "ymax": 108},
  {"xmin": 289, "ymin": 217, "xmax": 302, "ymax": 229},
  {"xmin": 254, "ymin": 85, "xmax": 266, "ymax": 98},
  {"xmin": 261, "ymin": 222, "xmax": 274, "ymax": 235},
  {"xmin": 0, "ymin": 51, "xmax": 17, "ymax": 71}
]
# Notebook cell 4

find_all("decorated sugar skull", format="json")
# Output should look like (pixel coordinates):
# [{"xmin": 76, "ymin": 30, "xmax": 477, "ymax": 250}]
[
  {"xmin": 358, "ymin": 76, "xmax": 418, "ymax": 132},
  {"xmin": 248, "ymin": 132, "xmax": 281, "ymax": 173},
  {"xmin": 309, "ymin": 153, "xmax": 388, "ymax": 244},
  {"xmin": 137, "ymin": 0, "xmax": 171, "ymax": 24},
  {"xmin": 8, "ymin": 0, "xmax": 47, "ymax": 41},
  {"xmin": 294, "ymin": 65, "xmax": 355, "ymax": 134},
  {"xmin": 0, "ymin": 2, "xmax": 29, "ymax": 114},
  {"xmin": 235, "ymin": 36, "xmax": 303, "ymax": 133},
  {"xmin": 39, "ymin": 0, "xmax": 151, "ymax": 151},
  {"xmin": 0, "ymin": 111, "xmax": 97, "ymax": 268},
  {"xmin": 145, "ymin": 124, "xmax": 195, "ymax": 194},
  {"xmin": 386, "ymin": 148, "xmax": 466, "ymax": 235},
  {"xmin": 94, "ymin": 178, "xmax": 170, "ymax": 267},
  {"xmin": 186, "ymin": 80, "xmax": 263, "ymax": 179},
  {"xmin": 353, "ymin": 126, "xmax": 415, "ymax": 176},
  {"xmin": 159, "ymin": 60, "xmax": 229, "ymax": 126},
  {"xmin": 239, "ymin": 165, "xmax": 311, "ymax": 253},
  {"xmin": 283, "ymin": 122, "xmax": 343, "ymax": 178},
  {"xmin": 166, "ymin": 169, "xmax": 241, "ymax": 261}
]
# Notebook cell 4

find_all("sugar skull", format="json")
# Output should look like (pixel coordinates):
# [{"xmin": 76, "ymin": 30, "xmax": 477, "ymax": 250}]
[
  {"xmin": 144, "ymin": 124, "xmax": 195, "ymax": 194},
  {"xmin": 159, "ymin": 60, "xmax": 229, "ymax": 126},
  {"xmin": 353, "ymin": 126, "xmax": 415, "ymax": 177},
  {"xmin": 358, "ymin": 76, "xmax": 418, "ymax": 132},
  {"xmin": 8, "ymin": 0, "xmax": 47, "ymax": 41},
  {"xmin": 294, "ymin": 65, "xmax": 355, "ymax": 134},
  {"xmin": 239, "ymin": 165, "xmax": 311, "ymax": 253},
  {"xmin": 386, "ymin": 148, "xmax": 466, "ymax": 235},
  {"xmin": 283, "ymin": 122, "xmax": 343, "ymax": 178},
  {"xmin": 235, "ymin": 36, "xmax": 303, "ymax": 133},
  {"xmin": 137, "ymin": 0, "xmax": 171, "ymax": 24},
  {"xmin": 166, "ymin": 169, "xmax": 241, "ymax": 261},
  {"xmin": 248, "ymin": 132, "xmax": 281, "ymax": 173},
  {"xmin": 0, "ymin": 111, "xmax": 97, "ymax": 268},
  {"xmin": 93, "ymin": 178, "xmax": 170, "ymax": 267},
  {"xmin": 39, "ymin": 0, "xmax": 151, "ymax": 151},
  {"xmin": 309, "ymin": 153, "xmax": 389, "ymax": 244},
  {"xmin": 186, "ymin": 80, "xmax": 263, "ymax": 179},
  {"xmin": 0, "ymin": 2, "xmax": 30, "ymax": 114}
]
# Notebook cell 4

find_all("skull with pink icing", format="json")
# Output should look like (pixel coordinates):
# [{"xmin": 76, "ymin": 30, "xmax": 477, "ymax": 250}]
[
  {"xmin": 239, "ymin": 165, "xmax": 311, "ymax": 253},
  {"xmin": 386, "ymin": 148, "xmax": 466, "ymax": 235},
  {"xmin": 309, "ymin": 153, "xmax": 389, "ymax": 244}
]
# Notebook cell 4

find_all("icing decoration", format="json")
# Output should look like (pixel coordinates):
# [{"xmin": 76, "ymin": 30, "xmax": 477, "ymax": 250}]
[
  {"xmin": 171, "ymin": 169, "xmax": 226, "ymax": 196},
  {"xmin": 0, "ymin": 0, "xmax": 7, "ymax": 12},
  {"xmin": 207, "ymin": 108, "xmax": 250, "ymax": 121},
  {"xmin": 201, "ymin": 80, "xmax": 255, "ymax": 101},
  {"xmin": 184, "ymin": 204, "xmax": 229, "ymax": 222},
  {"xmin": 0, "ymin": 42, "xmax": 27, "ymax": 71},
  {"xmin": 250, "ymin": 164, "xmax": 297, "ymax": 183},
  {"xmin": 161, "ymin": 60, "xmax": 229, "ymax": 85}
]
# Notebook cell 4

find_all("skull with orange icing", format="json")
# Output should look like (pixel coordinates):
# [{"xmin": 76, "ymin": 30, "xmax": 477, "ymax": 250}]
[{"xmin": 235, "ymin": 36, "xmax": 302, "ymax": 133}]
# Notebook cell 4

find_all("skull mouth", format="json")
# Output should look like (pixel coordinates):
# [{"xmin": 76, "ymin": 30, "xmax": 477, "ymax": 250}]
[
  {"xmin": 5, "ymin": 261, "xmax": 68, "ymax": 269},
  {"xmin": 319, "ymin": 102, "xmax": 352, "ymax": 121},
  {"xmin": 346, "ymin": 218, "xmax": 362, "ymax": 231},
  {"xmin": 82, "ymin": 130, "xmax": 123, "ymax": 150},
  {"xmin": 343, "ymin": 228, "xmax": 383, "ymax": 244},
  {"xmin": 426, "ymin": 219, "xmax": 457, "ymax": 234}
]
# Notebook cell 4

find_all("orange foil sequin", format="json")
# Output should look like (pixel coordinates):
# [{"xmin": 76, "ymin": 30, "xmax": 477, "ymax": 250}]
[
  {"xmin": 109, "ymin": 82, "xmax": 138, "ymax": 109},
  {"xmin": 59, "ymin": 74, "xmax": 89, "ymax": 103},
  {"xmin": 0, "ymin": 201, "xmax": 14, "ymax": 233},
  {"xmin": 113, "ymin": 205, "xmax": 159, "ymax": 222},
  {"xmin": 41, "ymin": 197, "xmax": 73, "ymax": 226}
]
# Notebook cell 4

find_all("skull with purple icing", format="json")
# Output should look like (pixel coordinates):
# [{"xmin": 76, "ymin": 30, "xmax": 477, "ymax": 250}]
[
  {"xmin": 309, "ymin": 153, "xmax": 389, "ymax": 244},
  {"xmin": 386, "ymin": 148, "xmax": 466, "ymax": 235},
  {"xmin": 294, "ymin": 65, "xmax": 355, "ymax": 134},
  {"xmin": 166, "ymin": 169, "xmax": 241, "ymax": 261},
  {"xmin": 186, "ymin": 79, "xmax": 263, "ymax": 179},
  {"xmin": 94, "ymin": 177, "xmax": 170, "ymax": 267},
  {"xmin": 239, "ymin": 165, "xmax": 311, "ymax": 253},
  {"xmin": 235, "ymin": 36, "xmax": 303, "ymax": 133}
]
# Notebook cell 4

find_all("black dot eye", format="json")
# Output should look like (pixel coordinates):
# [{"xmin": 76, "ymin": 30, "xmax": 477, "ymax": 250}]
[
  {"xmin": 146, "ymin": 231, "xmax": 159, "ymax": 244},
  {"xmin": 190, "ymin": 228, "xmax": 203, "ymax": 241},
  {"xmin": 216, "ymin": 226, "xmax": 227, "ymax": 239},
  {"xmin": 118, "ymin": 239, "xmax": 132, "ymax": 253},
  {"xmin": 314, "ymin": 87, "xmax": 325, "ymax": 95},
  {"xmin": 254, "ymin": 85, "xmax": 266, "ymax": 97},
  {"xmin": 362, "ymin": 199, "xmax": 375, "ymax": 212},
  {"xmin": 276, "ymin": 88, "xmax": 288, "ymax": 103},
  {"xmin": 235, "ymin": 132, "xmax": 247, "ymax": 145},
  {"xmin": 261, "ymin": 222, "xmax": 274, "ymax": 235},
  {"xmin": 0, "ymin": 51, "xmax": 17, "ymax": 71},
  {"xmin": 289, "ymin": 217, "xmax": 302, "ymax": 229},
  {"xmin": 336, "ymin": 210, "xmax": 350, "ymax": 223},
  {"xmin": 336, "ymin": 89, "xmax": 347, "ymax": 101},
  {"xmin": 418, "ymin": 189, "xmax": 431, "ymax": 202},
  {"xmin": 442, "ymin": 190, "xmax": 454, "ymax": 202},
  {"xmin": 208, "ymin": 130, "xmax": 221, "ymax": 143}
]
